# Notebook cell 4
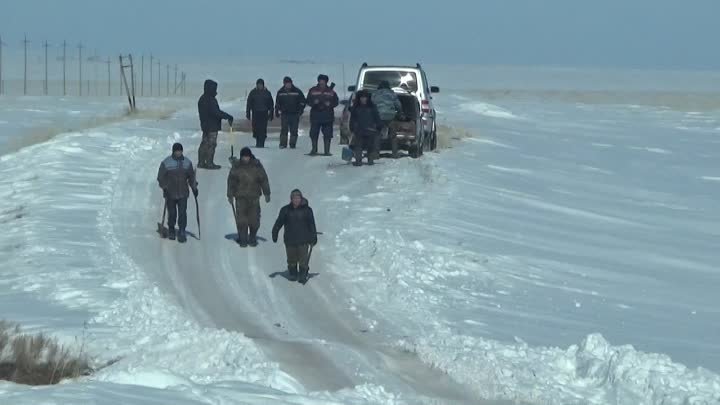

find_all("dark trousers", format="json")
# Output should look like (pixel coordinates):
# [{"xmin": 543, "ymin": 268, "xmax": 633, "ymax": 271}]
[
  {"xmin": 353, "ymin": 134, "xmax": 376, "ymax": 163},
  {"xmin": 198, "ymin": 131, "xmax": 218, "ymax": 165},
  {"xmin": 252, "ymin": 114, "xmax": 269, "ymax": 147},
  {"xmin": 285, "ymin": 244, "xmax": 310, "ymax": 271},
  {"xmin": 280, "ymin": 113, "xmax": 300, "ymax": 148},
  {"xmin": 377, "ymin": 120, "xmax": 398, "ymax": 158},
  {"xmin": 233, "ymin": 197, "xmax": 261, "ymax": 242},
  {"xmin": 166, "ymin": 197, "xmax": 188, "ymax": 231},
  {"xmin": 309, "ymin": 121, "xmax": 333, "ymax": 154}
]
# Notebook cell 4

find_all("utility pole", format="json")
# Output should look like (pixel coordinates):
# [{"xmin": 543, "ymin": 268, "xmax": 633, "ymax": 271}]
[
  {"xmin": 140, "ymin": 55, "xmax": 144, "ymax": 96},
  {"xmin": 93, "ymin": 49, "xmax": 99, "ymax": 96},
  {"xmin": 23, "ymin": 35, "xmax": 30, "ymax": 95},
  {"xmin": 129, "ymin": 54, "xmax": 136, "ymax": 108},
  {"xmin": 0, "ymin": 35, "xmax": 4, "ymax": 95},
  {"xmin": 174, "ymin": 64, "xmax": 177, "ymax": 95},
  {"xmin": 149, "ymin": 54, "xmax": 153, "ymax": 97},
  {"xmin": 106, "ymin": 57, "xmax": 111, "ymax": 96},
  {"xmin": 78, "ymin": 42, "xmax": 83, "ymax": 96},
  {"xmin": 166, "ymin": 64, "xmax": 169, "ymax": 96},
  {"xmin": 62, "ymin": 40, "xmax": 67, "ymax": 96},
  {"xmin": 43, "ymin": 41, "xmax": 50, "ymax": 95},
  {"xmin": 157, "ymin": 60, "xmax": 160, "ymax": 97}
]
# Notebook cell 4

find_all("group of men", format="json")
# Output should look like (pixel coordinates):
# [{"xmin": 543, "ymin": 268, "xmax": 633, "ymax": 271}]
[
  {"xmin": 155, "ymin": 74, "xmax": 340, "ymax": 283},
  {"xmin": 196, "ymin": 74, "xmax": 340, "ymax": 170},
  {"xmin": 156, "ymin": 142, "xmax": 316, "ymax": 282}
]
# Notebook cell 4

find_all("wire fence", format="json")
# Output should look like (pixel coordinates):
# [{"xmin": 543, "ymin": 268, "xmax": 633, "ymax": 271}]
[{"xmin": 0, "ymin": 33, "xmax": 186, "ymax": 98}]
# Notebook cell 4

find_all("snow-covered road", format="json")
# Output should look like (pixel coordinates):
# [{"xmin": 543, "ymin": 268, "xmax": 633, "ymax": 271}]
[
  {"xmin": 110, "ymin": 108, "xmax": 486, "ymax": 404},
  {"xmin": 2, "ymin": 87, "xmax": 720, "ymax": 405}
]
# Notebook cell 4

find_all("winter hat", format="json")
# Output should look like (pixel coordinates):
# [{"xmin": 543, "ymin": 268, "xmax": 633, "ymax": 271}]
[
  {"xmin": 290, "ymin": 189, "xmax": 303, "ymax": 199},
  {"xmin": 256, "ymin": 78, "xmax": 264, "ymax": 85},
  {"xmin": 317, "ymin": 74, "xmax": 329, "ymax": 83},
  {"xmin": 240, "ymin": 146, "xmax": 253, "ymax": 158},
  {"xmin": 283, "ymin": 76, "xmax": 293, "ymax": 84},
  {"xmin": 172, "ymin": 142, "xmax": 183, "ymax": 152}
]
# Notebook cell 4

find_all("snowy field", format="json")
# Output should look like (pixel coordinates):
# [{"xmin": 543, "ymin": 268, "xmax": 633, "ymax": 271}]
[{"xmin": 1, "ymin": 67, "xmax": 720, "ymax": 405}]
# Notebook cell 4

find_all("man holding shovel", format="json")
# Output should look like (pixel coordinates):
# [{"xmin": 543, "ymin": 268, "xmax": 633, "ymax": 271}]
[
  {"xmin": 157, "ymin": 143, "xmax": 198, "ymax": 243},
  {"xmin": 272, "ymin": 189, "xmax": 317, "ymax": 283},
  {"xmin": 227, "ymin": 147, "xmax": 271, "ymax": 247}
]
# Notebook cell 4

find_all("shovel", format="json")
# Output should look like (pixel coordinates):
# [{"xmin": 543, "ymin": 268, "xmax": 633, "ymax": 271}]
[
  {"xmin": 341, "ymin": 133, "xmax": 354, "ymax": 162},
  {"xmin": 157, "ymin": 202, "xmax": 168, "ymax": 238}
]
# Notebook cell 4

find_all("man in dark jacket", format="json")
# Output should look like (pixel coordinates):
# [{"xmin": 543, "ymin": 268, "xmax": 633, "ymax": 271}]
[
  {"xmin": 198, "ymin": 79, "xmax": 234, "ymax": 169},
  {"xmin": 157, "ymin": 143, "xmax": 198, "ymax": 243},
  {"xmin": 275, "ymin": 76, "xmax": 306, "ymax": 149},
  {"xmin": 227, "ymin": 147, "xmax": 271, "ymax": 247},
  {"xmin": 350, "ymin": 90, "xmax": 382, "ymax": 166},
  {"xmin": 246, "ymin": 78, "xmax": 274, "ymax": 148},
  {"xmin": 306, "ymin": 74, "xmax": 339, "ymax": 156},
  {"xmin": 272, "ymin": 189, "xmax": 317, "ymax": 283}
]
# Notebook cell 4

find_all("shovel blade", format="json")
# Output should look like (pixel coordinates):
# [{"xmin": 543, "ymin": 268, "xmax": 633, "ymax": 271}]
[{"xmin": 157, "ymin": 222, "xmax": 169, "ymax": 238}]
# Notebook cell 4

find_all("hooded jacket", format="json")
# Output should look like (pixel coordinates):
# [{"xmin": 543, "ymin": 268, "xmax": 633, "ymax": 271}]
[
  {"xmin": 350, "ymin": 91, "xmax": 382, "ymax": 138},
  {"xmin": 272, "ymin": 194, "xmax": 317, "ymax": 246},
  {"xmin": 246, "ymin": 87, "xmax": 275, "ymax": 119},
  {"xmin": 373, "ymin": 87, "xmax": 403, "ymax": 121},
  {"xmin": 198, "ymin": 80, "xmax": 233, "ymax": 132},
  {"xmin": 226, "ymin": 154, "xmax": 271, "ymax": 199}
]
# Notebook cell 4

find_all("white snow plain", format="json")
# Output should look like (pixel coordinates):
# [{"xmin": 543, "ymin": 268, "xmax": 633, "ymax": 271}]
[{"xmin": 1, "ymin": 78, "xmax": 720, "ymax": 405}]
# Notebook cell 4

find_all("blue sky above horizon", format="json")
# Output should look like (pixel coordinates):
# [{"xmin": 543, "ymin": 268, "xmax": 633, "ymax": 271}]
[{"xmin": 2, "ymin": 0, "xmax": 719, "ymax": 70}]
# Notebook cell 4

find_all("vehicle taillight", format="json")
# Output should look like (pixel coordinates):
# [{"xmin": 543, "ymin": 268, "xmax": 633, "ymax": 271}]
[{"xmin": 421, "ymin": 100, "xmax": 430, "ymax": 113}]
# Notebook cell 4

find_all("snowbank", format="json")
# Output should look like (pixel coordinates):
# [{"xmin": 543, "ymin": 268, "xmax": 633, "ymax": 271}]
[
  {"xmin": 0, "ymin": 110, "xmax": 415, "ymax": 405},
  {"xmin": 327, "ymin": 149, "xmax": 720, "ymax": 405}
]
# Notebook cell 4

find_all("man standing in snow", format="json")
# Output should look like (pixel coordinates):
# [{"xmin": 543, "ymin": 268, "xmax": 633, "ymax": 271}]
[
  {"xmin": 306, "ymin": 74, "xmax": 339, "ymax": 156},
  {"xmin": 275, "ymin": 76, "xmax": 306, "ymax": 149},
  {"xmin": 272, "ymin": 189, "xmax": 317, "ymax": 283},
  {"xmin": 372, "ymin": 80, "xmax": 403, "ymax": 159},
  {"xmin": 350, "ymin": 89, "xmax": 382, "ymax": 166},
  {"xmin": 246, "ymin": 78, "xmax": 274, "ymax": 148},
  {"xmin": 157, "ymin": 143, "xmax": 198, "ymax": 243},
  {"xmin": 198, "ymin": 79, "xmax": 234, "ymax": 169},
  {"xmin": 227, "ymin": 147, "xmax": 271, "ymax": 247}
]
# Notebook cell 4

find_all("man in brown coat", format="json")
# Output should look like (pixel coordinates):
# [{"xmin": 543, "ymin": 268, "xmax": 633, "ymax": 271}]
[{"xmin": 227, "ymin": 147, "xmax": 271, "ymax": 247}]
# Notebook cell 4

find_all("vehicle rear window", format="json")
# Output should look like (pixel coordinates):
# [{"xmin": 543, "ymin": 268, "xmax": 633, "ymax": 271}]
[{"xmin": 362, "ymin": 71, "xmax": 418, "ymax": 93}]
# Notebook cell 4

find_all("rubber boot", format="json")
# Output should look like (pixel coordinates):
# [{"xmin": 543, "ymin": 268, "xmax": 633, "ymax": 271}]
[
  {"xmin": 237, "ymin": 226, "xmax": 249, "ymax": 247},
  {"xmin": 287, "ymin": 264, "xmax": 298, "ymax": 281},
  {"xmin": 323, "ymin": 138, "xmax": 331, "ymax": 156},
  {"xmin": 299, "ymin": 266, "xmax": 310, "ymax": 284},
  {"xmin": 310, "ymin": 137, "xmax": 318, "ymax": 155},
  {"xmin": 177, "ymin": 229, "xmax": 187, "ymax": 243},
  {"xmin": 168, "ymin": 228, "xmax": 176, "ymax": 240},
  {"xmin": 207, "ymin": 150, "xmax": 221, "ymax": 169},
  {"xmin": 248, "ymin": 226, "xmax": 259, "ymax": 247}
]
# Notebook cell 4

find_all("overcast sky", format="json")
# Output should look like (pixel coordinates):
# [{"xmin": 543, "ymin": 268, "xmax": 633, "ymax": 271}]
[{"xmin": 2, "ymin": 0, "xmax": 719, "ymax": 69}]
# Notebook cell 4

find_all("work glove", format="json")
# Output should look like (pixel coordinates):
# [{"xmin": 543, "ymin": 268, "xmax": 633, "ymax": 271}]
[
  {"xmin": 192, "ymin": 188, "xmax": 199, "ymax": 198},
  {"xmin": 246, "ymin": 112, "xmax": 251, "ymax": 120},
  {"xmin": 228, "ymin": 116, "xmax": 234, "ymax": 127},
  {"xmin": 265, "ymin": 195, "xmax": 271, "ymax": 203},
  {"xmin": 227, "ymin": 196, "xmax": 233, "ymax": 205},
  {"xmin": 275, "ymin": 110, "xmax": 281, "ymax": 119},
  {"xmin": 311, "ymin": 238, "xmax": 317, "ymax": 246},
  {"xmin": 162, "ymin": 188, "xmax": 168, "ymax": 198},
  {"xmin": 272, "ymin": 232, "xmax": 278, "ymax": 243}
]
